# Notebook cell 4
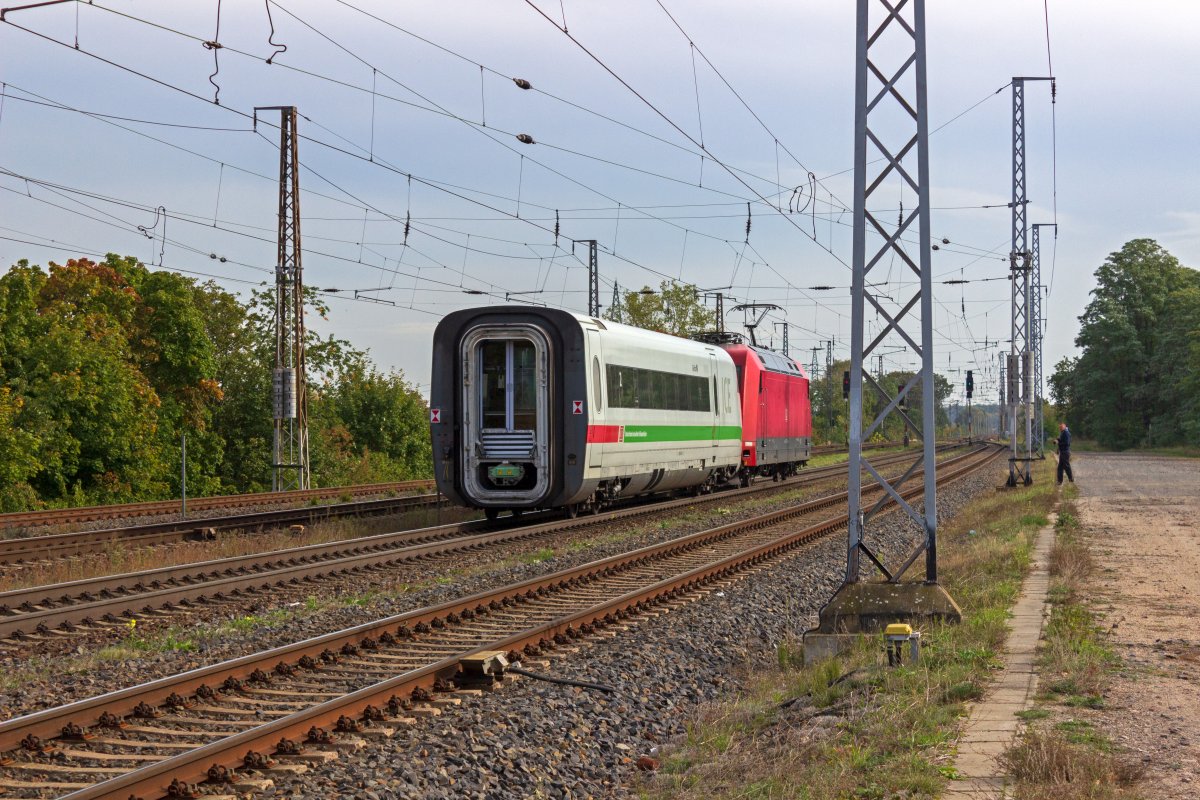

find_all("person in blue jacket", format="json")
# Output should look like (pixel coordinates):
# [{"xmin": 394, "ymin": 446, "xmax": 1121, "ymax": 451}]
[{"xmin": 1056, "ymin": 422, "xmax": 1074, "ymax": 485}]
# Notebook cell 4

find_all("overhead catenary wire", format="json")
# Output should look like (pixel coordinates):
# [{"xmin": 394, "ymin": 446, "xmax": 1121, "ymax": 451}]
[
  {"xmin": 3, "ymin": 2, "xmax": 1005, "ymax": 316},
  {"xmin": 0, "ymin": 4, "xmax": 1017, "ymax": 358}
]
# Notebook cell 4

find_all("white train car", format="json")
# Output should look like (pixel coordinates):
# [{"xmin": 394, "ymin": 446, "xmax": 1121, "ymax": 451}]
[{"xmin": 430, "ymin": 307, "xmax": 742, "ymax": 518}]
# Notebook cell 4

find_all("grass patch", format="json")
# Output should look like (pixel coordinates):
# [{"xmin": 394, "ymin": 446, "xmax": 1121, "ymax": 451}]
[
  {"xmin": 641, "ymin": 458, "xmax": 1058, "ymax": 800},
  {"xmin": 517, "ymin": 547, "xmax": 557, "ymax": 565},
  {"xmin": 998, "ymin": 489, "xmax": 1142, "ymax": 798},
  {"xmin": 999, "ymin": 728, "xmax": 1143, "ymax": 799},
  {"xmin": 1039, "ymin": 495, "xmax": 1118, "ymax": 707}
]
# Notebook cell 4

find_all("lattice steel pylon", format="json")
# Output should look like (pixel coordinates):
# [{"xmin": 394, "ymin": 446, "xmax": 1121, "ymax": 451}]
[
  {"xmin": 1006, "ymin": 77, "xmax": 1053, "ymax": 486},
  {"xmin": 575, "ymin": 239, "xmax": 600, "ymax": 317},
  {"xmin": 999, "ymin": 358, "xmax": 1007, "ymax": 437},
  {"xmin": 844, "ymin": 0, "xmax": 940, "ymax": 586},
  {"xmin": 804, "ymin": 2, "xmax": 959, "ymax": 659},
  {"xmin": 1031, "ymin": 222, "xmax": 1056, "ymax": 458},
  {"xmin": 261, "ymin": 106, "xmax": 311, "ymax": 492}
]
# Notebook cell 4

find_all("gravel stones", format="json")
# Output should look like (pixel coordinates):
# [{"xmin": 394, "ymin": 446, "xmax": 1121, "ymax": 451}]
[
  {"xmin": 264, "ymin": 462, "xmax": 1002, "ymax": 799},
  {"xmin": 1, "ymin": 457, "xmax": 1001, "ymax": 799}
]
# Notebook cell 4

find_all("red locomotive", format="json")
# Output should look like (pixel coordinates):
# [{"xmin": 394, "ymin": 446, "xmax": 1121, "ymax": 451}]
[{"xmin": 707, "ymin": 336, "xmax": 813, "ymax": 485}]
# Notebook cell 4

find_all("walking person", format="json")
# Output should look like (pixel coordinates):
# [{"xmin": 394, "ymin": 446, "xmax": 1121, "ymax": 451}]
[{"xmin": 1056, "ymin": 422, "xmax": 1074, "ymax": 485}]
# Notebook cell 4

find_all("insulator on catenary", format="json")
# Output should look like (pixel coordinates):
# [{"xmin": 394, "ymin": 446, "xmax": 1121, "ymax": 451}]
[
  {"xmin": 513, "ymin": 78, "xmax": 532, "ymax": 90},
  {"xmin": 516, "ymin": 133, "xmax": 535, "ymax": 145}
]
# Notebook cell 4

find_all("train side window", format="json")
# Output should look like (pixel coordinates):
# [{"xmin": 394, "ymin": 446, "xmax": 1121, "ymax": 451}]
[
  {"xmin": 593, "ymin": 357, "xmax": 602, "ymax": 412},
  {"xmin": 606, "ymin": 363, "xmax": 710, "ymax": 411}
]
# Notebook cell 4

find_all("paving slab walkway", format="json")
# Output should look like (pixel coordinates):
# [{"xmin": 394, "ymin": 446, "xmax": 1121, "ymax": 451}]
[{"xmin": 942, "ymin": 515, "xmax": 1055, "ymax": 798}]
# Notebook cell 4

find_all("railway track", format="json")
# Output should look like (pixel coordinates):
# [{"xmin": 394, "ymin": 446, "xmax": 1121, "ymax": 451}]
[
  {"xmin": 0, "ymin": 481, "xmax": 436, "ymax": 532},
  {"xmin": 0, "ymin": 443, "xmax": 1002, "ymax": 800},
  {"xmin": 0, "ymin": 440, "xmax": 935, "ymax": 567},
  {"xmin": 0, "ymin": 440, "xmax": 902, "ymax": 537},
  {"xmin": 0, "ymin": 494, "xmax": 452, "ymax": 566},
  {"xmin": 0, "ymin": 445, "xmax": 967, "ymax": 643}
]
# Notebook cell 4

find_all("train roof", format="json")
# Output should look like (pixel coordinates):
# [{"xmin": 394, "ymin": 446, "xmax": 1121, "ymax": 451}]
[
  {"xmin": 723, "ymin": 341, "xmax": 808, "ymax": 378},
  {"xmin": 439, "ymin": 306, "xmax": 734, "ymax": 359}
]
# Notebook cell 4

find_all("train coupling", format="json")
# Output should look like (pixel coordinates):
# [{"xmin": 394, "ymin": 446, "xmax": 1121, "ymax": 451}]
[{"xmin": 457, "ymin": 650, "xmax": 510, "ymax": 689}]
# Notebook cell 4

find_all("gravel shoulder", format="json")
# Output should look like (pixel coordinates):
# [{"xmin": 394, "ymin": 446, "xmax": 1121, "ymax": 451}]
[{"xmin": 1069, "ymin": 453, "xmax": 1200, "ymax": 795}]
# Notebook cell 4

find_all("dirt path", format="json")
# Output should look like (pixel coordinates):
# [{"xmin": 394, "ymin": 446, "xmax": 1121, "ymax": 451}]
[{"xmin": 1072, "ymin": 453, "xmax": 1200, "ymax": 796}]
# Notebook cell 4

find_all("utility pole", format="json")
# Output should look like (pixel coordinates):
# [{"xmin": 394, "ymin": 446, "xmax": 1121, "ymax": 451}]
[
  {"xmin": 999, "ymin": 358, "xmax": 1007, "ymax": 437},
  {"xmin": 180, "ymin": 433, "xmax": 187, "ymax": 519},
  {"xmin": 805, "ymin": 0, "xmax": 958, "ymax": 666},
  {"xmin": 825, "ymin": 339, "xmax": 835, "ymax": 434},
  {"xmin": 610, "ymin": 281, "xmax": 623, "ymax": 323},
  {"xmin": 259, "ymin": 106, "xmax": 311, "ymax": 492},
  {"xmin": 1006, "ymin": 77, "xmax": 1053, "ymax": 487},
  {"xmin": 700, "ymin": 292, "xmax": 726, "ymax": 334},
  {"xmin": 809, "ymin": 347, "xmax": 821, "ymax": 383},
  {"xmin": 574, "ymin": 239, "xmax": 600, "ymax": 317},
  {"xmin": 1031, "ymin": 222, "xmax": 1056, "ymax": 458},
  {"xmin": 773, "ymin": 322, "xmax": 790, "ymax": 356}
]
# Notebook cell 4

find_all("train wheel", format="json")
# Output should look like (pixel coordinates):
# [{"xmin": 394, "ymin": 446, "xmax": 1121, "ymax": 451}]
[
  {"xmin": 589, "ymin": 502, "xmax": 601, "ymax": 516},
  {"xmin": 511, "ymin": 508, "xmax": 524, "ymax": 520},
  {"xmin": 485, "ymin": 508, "xmax": 500, "ymax": 522},
  {"xmin": 566, "ymin": 504, "xmax": 580, "ymax": 519}
]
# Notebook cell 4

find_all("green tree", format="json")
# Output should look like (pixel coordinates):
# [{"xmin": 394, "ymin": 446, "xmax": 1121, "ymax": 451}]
[
  {"xmin": 0, "ymin": 387, "xmax": 40, "ymax": 510},
  {"xmin": 1062, "ymin": 239, "xmax": 1200, "ymax": 448},
  {"xmin": 614, "ymin": 281, "xmax": 715, "ymax": 336},
  {"xmin": 0, "ymin": 253, "xmax": 436, "ymax": 506},
  {"xmin": 21, "ymin": 259, "xmax": 171, "ymax": 502}
]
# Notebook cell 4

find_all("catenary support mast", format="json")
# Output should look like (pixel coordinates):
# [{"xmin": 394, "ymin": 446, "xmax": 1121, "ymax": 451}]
[
  {"xmin": 1031, "ymin": 222, "xmax": 1056, "ymax": 458},
  {"xmin": 844, "ymin": 0, "xmax": 939, "ymax": 585},
  {"xmin": 1006, "ymin": 77, "xmax": 1053, "ymax": 486},
  {"xmin": 260, "ymin": 106, "xmax": 311, "ymax": 492},
  {"xmin": 803, "ymin": 0, "xmax": 959, "ymax": 662}
]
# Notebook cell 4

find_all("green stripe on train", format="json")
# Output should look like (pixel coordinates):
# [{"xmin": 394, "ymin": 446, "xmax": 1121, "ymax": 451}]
[{"xmin": 618, "ymin": 425, "xmax": 742, "ymax": 443}]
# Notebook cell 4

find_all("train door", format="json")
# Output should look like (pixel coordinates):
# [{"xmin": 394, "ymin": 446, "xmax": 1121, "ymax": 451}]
[
  {"xmin": 587, "ymin": 330, "xmax": 604, "ymax": 468},
  {"xmin": 479, "ymin": 340, "xmax": 538, "ymax": 435},
  {"xmin": 758, "ymin": 366, "xmax": 767, "ymax": 452},
  {"xmin": 461, "ymin": 324, "xmax": 550, "ymax": 505}
]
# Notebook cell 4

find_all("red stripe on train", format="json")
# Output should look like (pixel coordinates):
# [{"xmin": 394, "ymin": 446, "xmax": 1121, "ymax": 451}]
[{"xmin": 586, "ymin": 425, "xmax": 623, "ymax": 443}]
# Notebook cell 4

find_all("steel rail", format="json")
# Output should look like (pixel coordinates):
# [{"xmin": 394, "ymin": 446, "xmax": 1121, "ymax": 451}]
[
  {"xmin": 0, "ymin": 446, "xmax": 968, "ymax": 642},
  {"xmin": 0, "ymin": 482, "xmax": 436, "ymax": 531},
  {"xmin": 39, "ymin": 444, "xmax": 1002, "ymax": 800},
  {"xmin": 0, "ymin": 493, "xmax": 448, "ymax": 564}
]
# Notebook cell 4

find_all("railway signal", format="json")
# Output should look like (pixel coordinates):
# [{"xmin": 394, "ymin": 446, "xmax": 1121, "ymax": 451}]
[
  {"xmin": 966, "ymin": 370, "xmax": 974, "ymax": 399},
  {"xmin": 842, "ymin": 370, "xmax": 850, "ymax": 400}
]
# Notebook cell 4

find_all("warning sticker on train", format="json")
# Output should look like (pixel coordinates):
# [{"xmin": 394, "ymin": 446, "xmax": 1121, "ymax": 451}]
[
  {"xmin": 571, "ymin": 400, "xmax": 583, "ymax": 414},
  {"xmin": 430, "ymin": 408, "xmax": 441, "ymax": 423}
]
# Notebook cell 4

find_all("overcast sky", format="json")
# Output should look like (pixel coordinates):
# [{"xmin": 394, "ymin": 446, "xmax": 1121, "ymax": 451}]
[{"xmin": 1, "ymin": 1, "xmax": 1197, "ymax": 402}]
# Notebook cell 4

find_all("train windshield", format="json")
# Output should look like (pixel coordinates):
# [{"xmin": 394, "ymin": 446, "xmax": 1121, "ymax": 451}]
[{"xmin": 479, "ymin": 339, "xmax": 538, "ymax": 431}]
